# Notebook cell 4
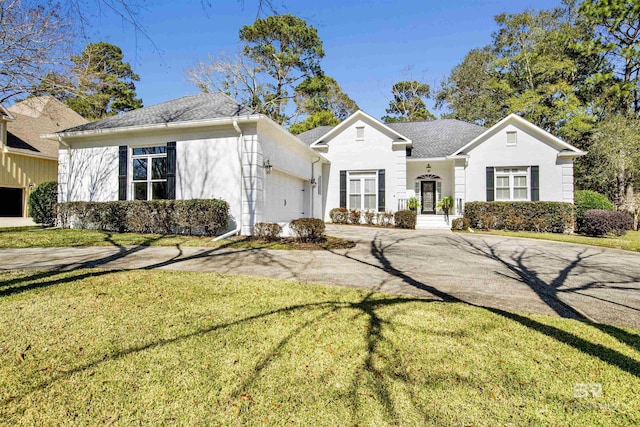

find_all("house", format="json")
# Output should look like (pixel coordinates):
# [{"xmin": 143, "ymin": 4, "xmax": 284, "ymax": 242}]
[
  {"xmin": 48, "ymin": 93, "xmax": 326, "ymax": 235},
  {"xmin": 49, "ymin": 93, "xmax": 585, "ymax": 234},
  {"xmin": 0, "ymin": 96, "xmax": 87, "ymax": 217},
  {"xmin": 297, "ymin": 110, "xmax": 585, "ymax": 228}
]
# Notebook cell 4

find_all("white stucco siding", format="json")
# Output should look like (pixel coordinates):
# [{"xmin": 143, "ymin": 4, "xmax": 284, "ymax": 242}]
[
  {"xmin": 257, "ymin": 121, "xmax": 323, "ymax": 223},
  {"xmin": 465, "ymin": 123, "xmax": 568, "ymax": 202},
  {"xmin": 561, "ymin": 160, "xmax": 575, "ymax": 203},
  {"xmin": 321, "ymin": 119, "xmax": 405, "ymax": 220},
  {"xmin": 58, "ymin": 146, "xmax": 119, "ymax": 202},
  {"xmin": 175, "ymin": 133, "xmax": 243, "ymax": 231}
]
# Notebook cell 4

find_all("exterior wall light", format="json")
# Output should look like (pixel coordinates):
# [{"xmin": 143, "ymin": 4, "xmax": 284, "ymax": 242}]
[
  {"xmin": 426, "ymin": 163, "xmax": 432, "ymax": 172},
  {"xmin": 263, "ymin": 159, "xmax": 273, "ymax": 174},
  {"xmin": 310, "ymin": 177, "xmax": 317, "ymax": 187}
]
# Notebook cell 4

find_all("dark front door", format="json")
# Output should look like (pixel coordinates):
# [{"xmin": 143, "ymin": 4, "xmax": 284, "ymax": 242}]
[
  {"xmin": 0, "ymin": 187, "xmax": 23, "ymax": 217},
  {"xmin": 421, "ymin": 181, "xmax": 435, "ymax": 214}
]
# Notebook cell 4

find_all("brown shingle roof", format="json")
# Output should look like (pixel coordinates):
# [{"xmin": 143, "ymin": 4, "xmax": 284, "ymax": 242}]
[{"xmin": 5, "ymin": 96, "xmax": 87, "ymax": 159}]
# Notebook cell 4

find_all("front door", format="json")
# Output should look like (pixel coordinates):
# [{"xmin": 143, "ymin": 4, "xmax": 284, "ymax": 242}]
[{"xmin": 421, "ymin": 181, "xmax": 435, "ymax": 214}]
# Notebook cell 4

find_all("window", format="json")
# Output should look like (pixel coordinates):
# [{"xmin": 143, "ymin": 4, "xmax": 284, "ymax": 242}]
[
  {"xmin": 348, "ymin": 171, "xmax": 376, "ymax": 210},
  {"xmin": 317, "ymin": 175, "xmax": 322, "ymax": 196},
  {"xmin": 131, "ymin": 146, "xmax": 168, "ymax": 200},
  {"xmin": 495, "ymin": 167, "xmax": 528, "ymax": 200},
  {"xmin": 506, "ymin": 131, "xmax": 517, "ymax": 146},
  {"xmin": 356, "ymin": 126, "xmax": 364, "ymax": 140}
]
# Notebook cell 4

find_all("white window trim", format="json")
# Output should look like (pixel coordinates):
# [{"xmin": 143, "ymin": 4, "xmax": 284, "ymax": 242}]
[
  {"xmin": 347, "ymin": 170, "xmax": 377, "ymax": 211},
  {"xmin": 356, "ymin": 126, "xmax": 365, "ymax": 141},
  {"xmin": 494, "ymin": 166, "xmax": 530, "ymax": 201},
  {"xmin": 506, "ymin": 131, "xmax": 517, "ymax": 147},
  {"xmin": 131, "ymin": 145, "xmax": 168, "ymax": 200}
]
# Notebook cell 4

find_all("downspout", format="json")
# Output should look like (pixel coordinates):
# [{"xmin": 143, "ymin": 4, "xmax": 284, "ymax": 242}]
[
  {"xmin": 311, "ymin": 156, "xmax": 321, "ymax": 218},
  {"xmin": 58, "ymin": 135, "xmax": 72, "ymax": 203},
  {"xmin": 214, "ymin": 120, "xmax": 244, "ymax": 240}
]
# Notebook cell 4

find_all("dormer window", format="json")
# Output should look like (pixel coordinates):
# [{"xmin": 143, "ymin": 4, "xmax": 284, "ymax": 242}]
[
  {"xmin": 356, "ymin": 126, "xmax": 364, "ymax": 140},
  {"xmin": 507, "ymin": 131, "xmax": 517, "ymax": 146}
]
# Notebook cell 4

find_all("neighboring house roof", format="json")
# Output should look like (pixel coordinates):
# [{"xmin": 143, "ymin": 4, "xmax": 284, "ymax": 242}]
[
  {"xmin": 5, "ymin": 96, "xmax": 87, "ymax": 160},
  {"xmin": 296, "ymin": 114, "xmax": 486, "ymax": 158},
  {"xmin": 452, "ymin": 113, "xmax": 586, "ymax": 157},
  {"xmin": 0, "ymin": 103, "xmax": 15, "ymax": 121},
  {"xmin": 60, "ymin": 92, "xmax": 256, "ymax": 134}
]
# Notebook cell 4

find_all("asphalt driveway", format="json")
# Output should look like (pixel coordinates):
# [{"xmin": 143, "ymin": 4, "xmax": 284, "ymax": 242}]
[{"xmin": 0, "ymin": 224, "xmax": 639, "ymax": 328}]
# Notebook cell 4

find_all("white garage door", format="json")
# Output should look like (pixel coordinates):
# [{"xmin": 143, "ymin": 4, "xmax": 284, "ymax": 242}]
[{"xmin": 264, "ymin": 170, "xmax": 305, "ymax": 222}]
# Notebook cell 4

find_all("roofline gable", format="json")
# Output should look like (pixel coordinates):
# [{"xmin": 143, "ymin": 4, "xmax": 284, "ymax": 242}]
[
  {"xmin": 0, "ymin": 103, "xmax": 15, "ymax": 121},
  {"xmin": 309, "ymin": 110, "xmax": 412, "ymax": 148},
  {"xmin": 452, "ymin": 113, "xmax": 586, "ymax": 156}
]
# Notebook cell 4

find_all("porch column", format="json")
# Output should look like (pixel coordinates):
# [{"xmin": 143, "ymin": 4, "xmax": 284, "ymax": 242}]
[{"xmin": 454, "ymin": 159, "xmax": 466, "ymax": 215}]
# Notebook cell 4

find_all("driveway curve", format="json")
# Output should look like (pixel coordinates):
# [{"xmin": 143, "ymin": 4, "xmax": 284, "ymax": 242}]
[{"xmin": 0, "ymin": 224, "xmax": 638, "ymax": 328}]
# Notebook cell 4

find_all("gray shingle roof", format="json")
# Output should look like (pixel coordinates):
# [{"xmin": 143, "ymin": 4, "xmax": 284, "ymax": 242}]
[
  {"xmin": 60, "ymin": 93, "xmax": 256, "ymax": 133},
  {"xmin": 387, "ymin": 120, "xmax": 486, "ymax": 158},
  {"xmin": 296, "ymin": 119, "xmax": 486, "ymax": 158}
]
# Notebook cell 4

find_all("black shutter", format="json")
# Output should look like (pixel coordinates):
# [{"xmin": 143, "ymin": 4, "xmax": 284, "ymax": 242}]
[
  {"xmin": 339, "ymin": 170, "xmax": 346, "ymax": 208},
  {"xmin": 378, "ymin": 169, "xmax": 385, "ymax": 212},
  {"xmin": 486, "ymin": 167, "xmax": 494, "ymax": 202},
  {"xmin": 167, "ymin": 141, "xmax": 176, "ymax": 199},
  {"xmin": 118, "ymin": 146, "xmax": 128, "ymax": 200},
  {"xmin": 531, "ymin": 165, "xmax": 539, "ymax": 201}
]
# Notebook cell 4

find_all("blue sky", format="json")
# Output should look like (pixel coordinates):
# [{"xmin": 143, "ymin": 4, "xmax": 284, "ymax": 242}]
[{"xmin": 85, "ymin": 0, "xmax": 563, "ymax": 120}]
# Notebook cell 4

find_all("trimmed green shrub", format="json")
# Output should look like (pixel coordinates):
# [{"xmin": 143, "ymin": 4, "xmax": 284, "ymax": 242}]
[
  {"xmin": 348, "ymin": 209, "xmax": 361, "ymax": 224},
  {"xmin": 464, "ymin": 201, "xmax": 574, "ymax": 233},
  {"xmin": 394, "ymin": 210, "xmax": 417, "ymax": 229},
  {"xmin": 289, "ymin": 218, "xmax": 325, "ymax": 242},
  {"xmin": 451, "ymin": 217, "xmax": 470, "ymax": 231},
  {"xmin": 56, "ymin": 199, "xmax": 229, "ymax": 236},
  {"xmin": 254, "ymin": 222, "xmax": 282, "ymax": 241},
  {"xmin": 582, "ymin": 209, "xmax": 633, "ymax": 237},
  {"xmin": 28, "ymin": 181, "xmax": 57, "ymax": 226},
  {"xmin": 329, "ymin": 207, "xmax": 348, "ymax": 224},
  {"xmin": 574, "ymin": 190, "xmax": 614, "ymax": 232}
]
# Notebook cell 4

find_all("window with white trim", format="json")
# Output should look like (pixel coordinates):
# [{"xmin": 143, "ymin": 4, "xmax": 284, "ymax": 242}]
[
  {"xmin": 495, "ymin": 167, "xmax": 529, "ymax": 200},
  {"xmin": 356, "ymin": 126, "xmax": 364, "ymax": 140},
  {"xmin": 348, "ymin": 171, "xmax": 376, "ymax": 210},
  {"xmin": 506, "ymin": 131, "xmax": 517, "ymax": 146},
  {"xmin": 132, "ymin": 146, "xmax": 168, "ymax": 200}
]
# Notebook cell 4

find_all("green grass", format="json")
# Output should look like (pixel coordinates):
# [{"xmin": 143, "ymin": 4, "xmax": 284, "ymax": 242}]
[
  {"xmin": 1, "ymin": 269, "xmax": 638, "ymax": 426},
  {"xmin": 0, "ymin": 227, "xmax": 351, "ymax": 250},
  {"xmin": 469, "ymin": 230, "xmax": 640, "ymax": 252}
]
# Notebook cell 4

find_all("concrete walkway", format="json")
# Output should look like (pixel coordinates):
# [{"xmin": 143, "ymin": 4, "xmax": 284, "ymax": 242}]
[
  {"xmin": 0, "ymin": 217, "xmax": 36, "ymax": 227},
  {"xmin": 0, "ymin": 224, "xmax": 639, "ymax": 328}
]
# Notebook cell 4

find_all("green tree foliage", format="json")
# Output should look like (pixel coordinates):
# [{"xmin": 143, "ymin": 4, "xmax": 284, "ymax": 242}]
[
  {"xmin": 382, "ymin": 80, "xmax": 435, "ymax": 123},
  {"xmin": 435, "ymin": 47, "xmax": 504, "ymax": 126},
  {"xmin": 289, "ymin": 110, "xmax": 340, "ymax": 135},
  {"xmin": 35, "ymin": 42, "xmax": 142, "ymax": 120},
  {"xmin": 28, "ymin": 181, "xmax": 57, "ymax": 227},
  {"xmin": 579, "ymin": 0, "xmax": 640, "ymax": 116},
  {"xmin": 294, "ymin": 75, "xmax": 358, "ymax": 121},
  {"xmin": 583, "ymin": 115, "xmax": 640, "ymax": 206},
  {"xmin": 239, "ymin": 14, "xmax": 325, "ymax": 123}
]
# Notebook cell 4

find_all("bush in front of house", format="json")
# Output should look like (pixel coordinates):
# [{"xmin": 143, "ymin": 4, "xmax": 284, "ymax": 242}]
[
  {"xmin": 289, "ymin": 218, "xmax": 325, "ymax": 242},
  {"xmin": 394, "ymin": 209, "xmax": 417, "ymax": 229},
  {"xmin": 581, "ymin": 209, "xmax": 633, "ymax": 237},
  {"xmin": 451, "ymin": 217, "xmax": 470, "ymax": 231},
  {"xmin": 348, "ymin": 209, "xmax": 361, "ymax": 224},
  {"xmin": 574, "ymin": 190, "xmax": 615, "ymax": 233},
  {"xmin": 329, "ymin": 207, "xmax": 348, "ymax": 224},
  {"xmin": 253, "ymin": 222, "xmax": 282, "ymax": 241},
  {"xmin": 28, "ymin": 181, "xmax": 57, "ymax": 226},
  {"xmin": 56, "ymin": 199, "xmax": 229, "ymax": 236},
  {"xmin": 464, "ymin": 201, "xmax": 574, "ymax": 233},
  {"xmin": 377, "ymin": 211, "xmax": 394, "ymax": 227},
  {"xmin": 363, "ymin": 210, "xmax": 375, "ymax": 225}
]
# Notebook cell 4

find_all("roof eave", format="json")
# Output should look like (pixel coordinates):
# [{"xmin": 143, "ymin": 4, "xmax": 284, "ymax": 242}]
[
  {"xmin": 44, "ymin": 114, "xmax": 265, "ymax": 141},
  {"xmin": 558, "ymin": 150, "xmax": 587, "ymax": 158},
  {"xmin": 3, "ymin": 146, "xmax": 57, "ymax": 160}
]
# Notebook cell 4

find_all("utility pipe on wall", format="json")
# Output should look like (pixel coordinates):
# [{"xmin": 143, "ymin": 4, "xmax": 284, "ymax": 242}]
[{"xmin": 311, "ymin": 156, "xmax": 321, "ymax": 218}]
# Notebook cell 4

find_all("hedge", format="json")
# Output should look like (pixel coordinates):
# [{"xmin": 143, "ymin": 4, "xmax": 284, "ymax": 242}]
[
  {"xmin": 394, "ymin": 210, "xmax": 417, "ymax": 229},
  {"xmin": 253, "ymin": 222, "xmax": 283, "ymax": 241},
  {"xmin": 464, "ymin": 201, "xmax": 574, "ymax": 233},
  {"xmin": 329, "ymin": 207, "xmax": 349, "ymax": 224},
  {"xmin": 28, "ymin": 181, "xmax": 57, "ymax": 226},
  {"xmin": 582, "ymin": 209, "xmax": 633, "ymax": 237},
  {"xmin": 451, "ymin": 217, "xmax": 470, "ymax": 231},
  {"xmin": 57, "ymin": 199, "xmax": 229, "ymax": 236},
  {"xmin": 574, "ymin": 190, "xmax": 614, "ymax": 232}
]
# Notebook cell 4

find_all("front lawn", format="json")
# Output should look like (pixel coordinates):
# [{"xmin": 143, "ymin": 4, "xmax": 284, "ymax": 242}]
[
  {"xmin": 0, "ymin": 227, "xmax": 353, "ymax": 250},
  {"xmin": 1, "ymin": 269, "xmax": 638, "ymax": 425},
  {"xmin": 470, "ymin": 229, "xmax": 640, "ymax": 252}
]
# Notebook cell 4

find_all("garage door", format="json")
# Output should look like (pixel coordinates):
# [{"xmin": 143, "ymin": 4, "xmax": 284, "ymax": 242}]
[
  {"xmin": 264, "ymin": 171, "xmax": 305, "ymax": 222},
  {"xmin": 0, "ymin": 187, "xmax": 23, "ymax": 217}
]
